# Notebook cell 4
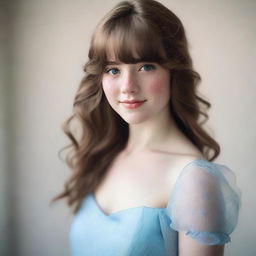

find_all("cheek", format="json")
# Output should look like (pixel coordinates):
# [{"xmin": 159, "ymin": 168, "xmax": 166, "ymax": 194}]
[
  {"xmin": 102, "ymin": 78, "xmax": 118, "ymax": 100},
  {"xmin": 147, "ymin": 76, "xmax": 170, "ymax": 98}
]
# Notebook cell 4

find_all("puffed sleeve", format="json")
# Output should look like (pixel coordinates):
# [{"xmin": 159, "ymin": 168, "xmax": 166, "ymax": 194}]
[{"xmin": 166, "ymin": 159, "xmax": 241, "ymax": 245}]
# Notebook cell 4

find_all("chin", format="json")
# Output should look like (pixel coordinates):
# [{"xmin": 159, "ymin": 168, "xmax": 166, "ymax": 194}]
[{"xmin": 120, "ymin": 113, "xmax": 151, "ymax": 125}]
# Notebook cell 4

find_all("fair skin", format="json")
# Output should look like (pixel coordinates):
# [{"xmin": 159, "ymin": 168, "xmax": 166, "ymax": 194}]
[{"xmin": 101, "ymin": 59, "xmax": 224, "ymax": 256}]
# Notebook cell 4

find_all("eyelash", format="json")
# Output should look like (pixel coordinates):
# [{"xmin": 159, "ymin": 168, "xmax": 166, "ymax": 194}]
[
  {"xmin": 139, "ymin": 64, "xmax": 155, "ymax": 71},
  {"xmin": 104, "ymin": 64, "xmax": 156, "ymax": 75},
  {"xmin": 105, "ymin": 68, "xmax": 120, "ymax": 75}
]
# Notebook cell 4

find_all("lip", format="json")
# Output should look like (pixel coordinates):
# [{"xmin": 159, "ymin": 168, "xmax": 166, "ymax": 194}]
[{"xmin": 119, "ymin": 99, "xmax": 146, "ymax": 109}]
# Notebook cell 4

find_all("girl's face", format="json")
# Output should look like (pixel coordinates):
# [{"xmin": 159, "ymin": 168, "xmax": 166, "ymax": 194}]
[{"xmin": 102, "ymin": 59, "xmax": 171, "ymax": 124}]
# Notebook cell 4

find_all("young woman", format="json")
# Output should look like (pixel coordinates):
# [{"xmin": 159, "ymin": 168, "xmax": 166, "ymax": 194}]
[{"xmin": 53, "ymin": 0, "xmax": 241, "ymax": 255}]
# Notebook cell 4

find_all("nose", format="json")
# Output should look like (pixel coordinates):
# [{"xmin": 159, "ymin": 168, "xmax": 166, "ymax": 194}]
[{"xmin": 121, "ymin": 70, "xmax": 139, "ymax": 94}]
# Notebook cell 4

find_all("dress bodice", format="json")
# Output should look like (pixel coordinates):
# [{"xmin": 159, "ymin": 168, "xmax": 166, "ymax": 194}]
[{"xmin": 69, "ymin": 159, "xmax": 241, "ymax": 256}]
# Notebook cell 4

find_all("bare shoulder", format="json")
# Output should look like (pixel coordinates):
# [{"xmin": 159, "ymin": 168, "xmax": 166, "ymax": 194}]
[
  {"xmin": 161, "ymin": 129, "xmax": 205, "ymax": 180},
  {"xmin": 164, "ymin": 151, "xmax": 204, "ymax": 191},
  {"xmin": 172, "ymin": 153, "xmax": 204, "ymax": 171}
]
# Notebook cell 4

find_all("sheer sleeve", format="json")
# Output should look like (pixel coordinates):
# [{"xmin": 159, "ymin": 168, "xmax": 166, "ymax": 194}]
[{"xmin": 166, "ymin": 159, "xmax": 241, "ymax": 245}]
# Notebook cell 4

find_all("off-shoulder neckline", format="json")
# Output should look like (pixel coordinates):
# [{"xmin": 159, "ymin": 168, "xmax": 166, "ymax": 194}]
[{"xmin": 87, "ymin": 158, "xmax": 211, "ymax": 217}]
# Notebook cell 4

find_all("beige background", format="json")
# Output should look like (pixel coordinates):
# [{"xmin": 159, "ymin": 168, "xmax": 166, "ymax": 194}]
[{"xmin": 1, "ymin": 0, "xmax": 255, "ymax": 255}]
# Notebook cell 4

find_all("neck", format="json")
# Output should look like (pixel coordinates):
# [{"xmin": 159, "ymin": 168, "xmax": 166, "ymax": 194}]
[{"xmin": 124, "ymin": 106, "xmax": 183, "ymax": 155}]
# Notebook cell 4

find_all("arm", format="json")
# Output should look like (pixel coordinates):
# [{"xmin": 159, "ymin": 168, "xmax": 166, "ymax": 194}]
[
  {"xmin": 178, "ymin": 231, "xmax": 224, "ymax": 256},
  {"xmin": 166, "ymin": 161, "xmax": 241, "ymax": 255}
]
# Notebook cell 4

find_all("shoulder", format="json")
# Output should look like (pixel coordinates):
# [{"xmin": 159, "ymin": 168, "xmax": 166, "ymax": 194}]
[
  {"xmin": 171, "ymin": 158, "xmax": 241, "ymax": 203},
  {"xmin": 164, "ymin": 158, "xmax": 241, "ymax": 246},
  {"xmin": 166, "ymin": 158, "xmax": 241, "ymax": 228},
  {"xmin": 165, "ymin": 154, "xmax": 204, "ymax": 189},
  {"xmin": 175, "ymin": 158, "xmax": 240, "ymax": 192},
  {"xmin": 162, "ymin": 132, "xmax": 205, "ymax": 182}
]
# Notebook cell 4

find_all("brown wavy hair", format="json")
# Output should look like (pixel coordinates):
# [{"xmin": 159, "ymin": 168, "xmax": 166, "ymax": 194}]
[{"xmin": 52, "ymin": 0, "xmax": 220, "ymax": 213}]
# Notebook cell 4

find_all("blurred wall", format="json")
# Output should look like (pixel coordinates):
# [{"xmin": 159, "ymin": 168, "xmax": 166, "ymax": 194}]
[
  {"xmin": 0, "ymin": 0, "xmax": 10, "ymax": 255},
  {"xmin": 2, "ymin": 0, "xmax": 256, "ymax": 255}
]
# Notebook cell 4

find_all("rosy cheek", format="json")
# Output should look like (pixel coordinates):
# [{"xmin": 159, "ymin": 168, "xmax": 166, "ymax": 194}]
[
  {"xmin": 147, "ymin": 78, "xmax": 170, "ymax": 96},
  {"xmin": 148, "ymin": 83, "xmax": 165, "ymax": 94},
  {"xmin": 102, "ymin": 78, "xmax": 118, "ymax": 99},
  {"xmin": 147, "ymin": 70, "xmax": 170, "ymax": 93}
]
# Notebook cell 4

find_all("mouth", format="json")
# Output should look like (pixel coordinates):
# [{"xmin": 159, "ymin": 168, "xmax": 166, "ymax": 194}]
[{"xmin": 119, "ymin": 100, "xmax": 147, "ymax": 109}]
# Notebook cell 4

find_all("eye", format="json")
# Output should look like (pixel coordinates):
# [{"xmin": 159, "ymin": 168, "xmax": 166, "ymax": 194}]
[
  {"xmin": 105, "ymin": 68, "xmax": 120, "ymax": 75},
  {"xmin": 139, "ymin": 64, "xmax": 155, "ymax": 71}
]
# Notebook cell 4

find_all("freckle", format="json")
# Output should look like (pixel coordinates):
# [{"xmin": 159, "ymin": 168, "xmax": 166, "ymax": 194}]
[{"xmin": 148, "ymin": 84, "xmax": 165, "ymax": 94}]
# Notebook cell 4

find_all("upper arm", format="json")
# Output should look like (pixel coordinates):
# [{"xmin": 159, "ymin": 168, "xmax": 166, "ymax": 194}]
[
  {"xmin": 178, "ymin": 231, "xmax": 224, "ymax": 256},
  {"xmin": 165, "ymin": 160, "xmax": 241, "ymax": 254}
]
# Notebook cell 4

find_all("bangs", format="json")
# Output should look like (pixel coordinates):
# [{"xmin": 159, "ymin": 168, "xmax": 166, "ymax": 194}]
[{"xmin": 93, "ymin": 15, "xmax": 168, "ymax": 65}]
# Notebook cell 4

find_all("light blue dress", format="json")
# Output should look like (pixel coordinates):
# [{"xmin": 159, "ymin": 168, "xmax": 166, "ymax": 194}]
[{"xmin": 69, "ymin": 159, "xmax": 241, "ymax": 256}]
